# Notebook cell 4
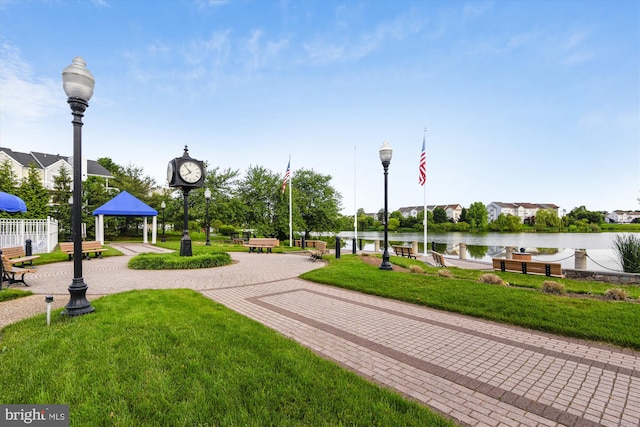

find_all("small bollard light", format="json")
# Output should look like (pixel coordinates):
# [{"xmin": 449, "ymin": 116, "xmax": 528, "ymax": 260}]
[{"xmin": 45, "ymin": 295, "xmax": 54, "ymax": 326}]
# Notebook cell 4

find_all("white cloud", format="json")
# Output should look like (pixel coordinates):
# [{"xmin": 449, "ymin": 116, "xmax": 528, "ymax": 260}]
[
  {"xmin": 303, "ymin": 9, "xmax": 424, "ymax": 65},
  {"xmin": 0, "ymin": 43, "xmax": 63, "ymax": 120}
]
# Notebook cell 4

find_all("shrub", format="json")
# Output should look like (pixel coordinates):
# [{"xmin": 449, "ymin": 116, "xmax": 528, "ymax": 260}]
[
  {"xmin": 129, "ymin": 252, "xmax": 232, "ymax": 270},
  {"xmin": 438, "ymin": 269, "xmax": 453, "ymax": 278},
  {"xmin": 479, "ymin": 273, "xmax": 505, "ymax": 285},
  {"xmin": 542, "ymin": 281, "xmax": 565, "ymax": 295},
  {"xmin": 605, "ymin": 288, "xmax": 629, "ymax": 301},
  {"xmin": 218, "ymin": 225, "xmax": 237, "ymax": 236},
  {"xmin": 612, "ymin": 234, "xmax": 640, "ymax": 273},
  {"xmin": 410, "ymin": 265, "xmax": 423, "ymax": 274}
]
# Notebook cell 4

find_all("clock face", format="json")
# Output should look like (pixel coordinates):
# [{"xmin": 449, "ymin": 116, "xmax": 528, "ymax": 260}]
[
  {"xmin": 179, "ymin": 161, "xmax": 202, "ymax": 184},
  {"xmin": 166, "ymin": 161, "xmax": 174, "ymax": 183}
]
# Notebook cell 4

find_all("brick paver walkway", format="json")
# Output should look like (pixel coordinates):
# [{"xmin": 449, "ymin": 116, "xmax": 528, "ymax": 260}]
[{"xmin": 4, "ymin": 244, "xmax": 639, "ymax": 427}]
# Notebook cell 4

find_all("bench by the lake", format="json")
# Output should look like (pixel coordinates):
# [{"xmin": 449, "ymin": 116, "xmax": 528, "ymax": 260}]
[
  {"xmin": 431, "ymin": 251, "xmax": 447, "ymax": 267},
  {"xmin": 244, "ymin": 238, "xmax": 279, "ymax": 253},
  {"xmin": 310, "ymin": 241, "xmax": 328, "ymax": 261},
  {"xmin": 0, "ymin": 246, "xmax": 40, "ymax": 268},
  {"xmin": 392, "ymin": 245, "xmax": 416, "ymax": 259},
  {"xmin": 59, "ymin": 241, "xmax": 108, "ymax": 260},
  {"xmin": 492, "ymin": 258, "xmax": 563, "ymax": 278}
]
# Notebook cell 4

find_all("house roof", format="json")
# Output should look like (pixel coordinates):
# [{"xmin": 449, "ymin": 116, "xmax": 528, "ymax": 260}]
[
  {"xmin": 0, "ymin": 148, "xmax": 36, "ymax": 167},
  {"xmin": 93, "ymin": 191, "xmax": 158, "ymax": 216},
  {"xmin": 0, "ymin": 147, "xmax": 113, "ymax": 178}
]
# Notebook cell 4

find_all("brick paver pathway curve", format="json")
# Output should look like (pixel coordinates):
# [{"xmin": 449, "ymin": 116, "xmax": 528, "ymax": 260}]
[{"xmin": 6, "ymin": 244, "xmax": 639, "ymax": 427}]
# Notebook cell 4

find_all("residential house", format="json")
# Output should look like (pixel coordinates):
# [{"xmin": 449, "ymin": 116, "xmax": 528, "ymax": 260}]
[
  {"xmin": 0, "ymin": 147, "xmax": 112, "ymax": 190},
  {"xmin": 606, "ymin": 210, "xmax": 640, "ymax": 223},
  {"xmin": 487, "ymin": 202, "xmax": 560, "ymax": 223},
  {"xmin": 398, "ymin": 204, "xmax": 463, "ymax": 222}
]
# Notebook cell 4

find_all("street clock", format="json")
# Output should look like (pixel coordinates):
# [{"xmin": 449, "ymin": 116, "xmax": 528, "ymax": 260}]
[
  {"xmin": 167, "ymin": 146, "xmax": 205, "ymax": 189},
  {"xmin": 167, "ymin": 146, "xmax": 205, "ymax": 257}
]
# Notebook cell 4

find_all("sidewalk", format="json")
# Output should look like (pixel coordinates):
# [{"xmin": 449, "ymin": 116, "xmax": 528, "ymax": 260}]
[{"xmin": 2, "ymin": 245, "xmax": 638, "ymax": 427}]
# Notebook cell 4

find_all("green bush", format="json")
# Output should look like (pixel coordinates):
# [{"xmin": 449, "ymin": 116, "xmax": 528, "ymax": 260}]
[
  {"xmin": 128, "ymin": 252, "xmax": 232, "ymax": 270},
  {"xmin": 218, "ymin": 225, "xmax": 237, "ymax": 236},
  {"xmin": 613, "ymin": 234, "xmax": 640, "ymax": 273}
]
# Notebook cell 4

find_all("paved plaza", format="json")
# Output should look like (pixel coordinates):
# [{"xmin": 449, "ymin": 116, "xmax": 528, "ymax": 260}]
[{"xmin": 2, "ymin": 244, "xmax": 639, "ymax": 427}]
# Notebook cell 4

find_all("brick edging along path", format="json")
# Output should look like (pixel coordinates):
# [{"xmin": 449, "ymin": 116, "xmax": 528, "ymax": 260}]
[{"xmin": 4, "ymin": 245, "xmax": 640, "ymax": 427}]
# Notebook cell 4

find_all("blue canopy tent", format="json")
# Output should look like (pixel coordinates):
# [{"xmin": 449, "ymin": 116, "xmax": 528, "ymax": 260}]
[
  {"xmin": 0, "ymin": 192, "xmax": 27, "ymax": 213},
  {"xmin": 92, "ymin": 191, "xmax": 158, "ymax": 244}
]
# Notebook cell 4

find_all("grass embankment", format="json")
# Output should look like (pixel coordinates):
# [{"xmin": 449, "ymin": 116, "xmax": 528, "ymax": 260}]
[
  {"xmin": 301, "ymin": 255, "xmax": 640, "ymax": 350},
  {"xmin": 0, "ymin": 290, "xmax": 453, "ymax": 427}
]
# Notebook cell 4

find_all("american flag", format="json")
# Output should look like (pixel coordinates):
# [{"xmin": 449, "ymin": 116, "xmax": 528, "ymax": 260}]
[
  {"xmin": 418, "ymin": 135, "xmax": 426, "ymax": 186},
  {"xmin": 281, "ymin": 160, "xmax": 291, "ymax": 193}
]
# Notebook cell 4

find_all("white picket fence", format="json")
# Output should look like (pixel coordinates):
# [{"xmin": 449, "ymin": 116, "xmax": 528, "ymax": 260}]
[{"xmin": 0, "ymin": 217, "xmax": 59, "ymax": 254}]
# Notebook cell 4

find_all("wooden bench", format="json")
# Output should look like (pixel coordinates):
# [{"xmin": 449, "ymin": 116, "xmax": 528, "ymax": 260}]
[
  {"xmin": 59, "ymin": 241, "xmax": 108, "ymax": 260},
  {"xmin": 431, "ymin": 251, "xmax": 447, "ymax": 267},
  {"xmin": 0, "ymin": 246, "xmax": 40, "ymax": 267},
  {"xmin": 1, "ymin": 255, "xmax": 36, "ymax": 288},
  {"xmin": 392, "ymin": 245, "xmax": 416, "ymax": 259},
  {"xmin": 232, "ymin": 238, "xmax": 245, "ymax": 245},
  {"xmin": 244, "ymin": 238, "xmax": 279, "ymax": 253},
  {"xmin": 492, "ymin": 258, "xmax": 563, "ymax": 278},
  {"xmin": 294, "ymin": 239, "xmax": 323, "ymax": 248},
  {"xmin": 310, "ymin": 241, "xmax": 328, "ymax": 261}
]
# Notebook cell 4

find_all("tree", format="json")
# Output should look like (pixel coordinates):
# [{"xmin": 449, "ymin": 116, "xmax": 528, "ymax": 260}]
[
  {"xmin": 236, "ymin": 165, "xmax": 283, "ymax": 237},
  {"xmin": 433, "ymin": 206, "xmax": 448, "ymax": 224},
  {"xmin": 83, "ymin": 176, "xmax": 113, "ymax": 239},
  {"xmin": 467, "ymin": 202, "xmax": 488, "ymax": 230},
  {"xmin": 202, "ymin": 166, "xmax": 241, "ymax": 226},
  {"xmin": 17, "ymin": 164, "xmax": 50, "ymax": 219},
  {"xmin": 111, "ymin": 163, "xmax": 156, "ymax": 203},
  {"xmin": 50, "ymin": 165, "xmax": 73, "ymax": 240},
  {"xmin": 97, "ymin": 157, "xmax": 122, "ymax": 176},
  {"xmin": 0, "ymin": 159, "xmax": 17, "ymax": 194},
  {"xmin": 459, "ymin": 207, "xmax": 468, "ymax": 223},
  {"xmin": 566, "ymin": 206, "xmax": 604, "ymax": 225},
  {"xmin": 535, "ymin": 209, "xmax": 562, "ymax": 230},
  {"xmin": 292, "ymin": 168, "xmax": 342, "ymax": 239}
]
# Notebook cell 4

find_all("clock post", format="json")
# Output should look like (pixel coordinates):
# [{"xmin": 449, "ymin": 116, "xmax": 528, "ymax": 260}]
[
  {"xmin": 180, "ymin": 188, "xmax": 193, "ymax": 257},
  {"xmin": 167, "ymin": 146, "xmax": 205, "ymax": 257}
]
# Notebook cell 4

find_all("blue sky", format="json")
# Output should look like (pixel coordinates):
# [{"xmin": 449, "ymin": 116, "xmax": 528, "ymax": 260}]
[{"xmin": 1, "ymin": 0, "xmax": 638, "ymax": 216}]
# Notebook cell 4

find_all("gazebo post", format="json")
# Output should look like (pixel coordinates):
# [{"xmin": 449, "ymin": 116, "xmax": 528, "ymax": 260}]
[{"xmin": 152, "ymin": 216, "xmax": 157, "ymax": 244}]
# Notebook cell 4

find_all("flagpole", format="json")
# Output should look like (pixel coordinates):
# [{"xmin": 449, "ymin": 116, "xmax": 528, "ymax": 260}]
[
  {"xmin": 424, "ymin": 178, "xmax": 428, "ymax": 256},
  {"xmin": 354, "ymin": 145, "xmax": 357, "ymax": 252},
  {"xmin": 422, "ymin": 128, "xmax": 428, "ymax": 256},
  {"xmin": 289, "ymin": 155, "xmax": 292, "ymax": 247}
]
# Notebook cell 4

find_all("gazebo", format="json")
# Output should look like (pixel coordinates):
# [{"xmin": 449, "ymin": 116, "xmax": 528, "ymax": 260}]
[{"xmin": 92, "ymin": 191, "xmax": 158, "ymax": 244}]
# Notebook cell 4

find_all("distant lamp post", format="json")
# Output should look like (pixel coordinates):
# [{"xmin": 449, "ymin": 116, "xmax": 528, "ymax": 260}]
[
  {"xmin": 204, "ymin": 188, "xmax": 211, "ymax": 246},
  {"xmin": 379, "ymin": 140, "xmax": 393, "ymax": 271},
  {"xmin": 61, "ymin": 56, "xmax": 95, "ymax": 316},
  {"xmin": 161, "ymin": 201, "xmax": 166, "ymax": 242},
  {"xmin": 68, "ymin": 195, "xmax": 73, "ymax": 242}
]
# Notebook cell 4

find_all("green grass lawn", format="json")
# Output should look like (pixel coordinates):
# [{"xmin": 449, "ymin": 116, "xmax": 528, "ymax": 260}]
[
  {"xmin": 301, "ymin": 255, "xmax": 640, "ymax": 350},
  {"xmin": 0, "ymin": 290, "xmax": 453, "ymax": 427}
]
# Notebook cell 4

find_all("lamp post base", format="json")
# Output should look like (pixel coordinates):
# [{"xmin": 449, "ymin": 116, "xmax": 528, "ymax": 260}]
[
  {"xmin": 379, "ymin": 250, "xmax": 393, "ymax": 270},
  {"xmin": 180, "ymin": 234, "xmax": 192, "ymax": 257},
  {"xmin": 62, "ymin": 278, "xmax": 95, "ymax": 316}
]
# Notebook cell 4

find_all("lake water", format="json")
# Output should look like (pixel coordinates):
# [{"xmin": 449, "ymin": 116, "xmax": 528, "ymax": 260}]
[{"xmin": 336, "ymin": 231, "xmax": 638, "ymax": 272}]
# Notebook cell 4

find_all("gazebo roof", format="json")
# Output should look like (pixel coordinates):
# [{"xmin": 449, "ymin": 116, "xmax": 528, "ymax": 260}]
[{"xmin": 93, "ymin": 191, "xmax": 158, "ymax": 216}]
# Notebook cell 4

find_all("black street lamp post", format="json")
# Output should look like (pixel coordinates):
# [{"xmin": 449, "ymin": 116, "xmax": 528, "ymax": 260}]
[
  {"xmin": 161, "ymin": 201, "xmax": 166, "ymax": 242},
  {"xmin": 61, "ymin": 57, "xmax": 95, "ymax": 316},
  {"xmin": 204, "ymin": 188, "xmax": 211, "ymax": 246},
  {"xmin": 379, "ymin": 140, "xmax": 393, "ymax": 271}
]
